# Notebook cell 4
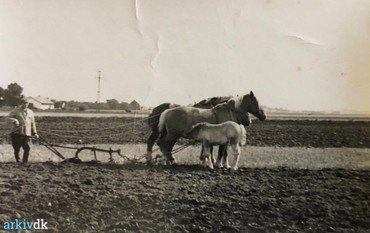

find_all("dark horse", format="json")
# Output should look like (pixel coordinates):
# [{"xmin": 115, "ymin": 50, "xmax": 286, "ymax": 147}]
[
  {"xmin": 157, "ymin": 91, "xmax": 266, "ymax": 165},
  {"xmin": 146, "ymin": 96, "xmax": 238, "ymax": 163}
]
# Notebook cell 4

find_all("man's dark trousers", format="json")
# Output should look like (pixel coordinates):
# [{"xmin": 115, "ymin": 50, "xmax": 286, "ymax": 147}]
[{"xmin": 10, "ymin": 133, "xmax": 31, "ymax": 163}]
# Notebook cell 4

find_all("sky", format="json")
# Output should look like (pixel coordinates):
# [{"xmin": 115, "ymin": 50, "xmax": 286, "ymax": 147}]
[{"xmin": 0, "ymin": 0, "xmax": 369, "ymax": 112}]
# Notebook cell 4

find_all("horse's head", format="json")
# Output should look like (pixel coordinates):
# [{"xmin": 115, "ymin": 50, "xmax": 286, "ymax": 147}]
[{"xmin": 227, "ymin": 91, "xmax": 266, "ymax": 121}]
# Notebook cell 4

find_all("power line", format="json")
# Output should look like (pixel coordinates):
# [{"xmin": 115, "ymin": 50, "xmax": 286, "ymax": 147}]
[{"xmin": 96, "ymin": 71, "xmax": 103, "ymax": 112}]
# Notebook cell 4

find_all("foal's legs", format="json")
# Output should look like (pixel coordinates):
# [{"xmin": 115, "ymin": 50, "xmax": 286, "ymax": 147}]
[
  {"xmin": 222, "ymin": 153, "xmax": 230, "ymax": 169},
  {"xmin": 231, "ymin": 144, "xmax": 241, "ymax": 170},
  {"xmin": 215, "ymin": 146, "xmax": 223, "ymax": 168},
  {"xmin": 221, "ymin": 145, "xmax": 230, "ymax": 168},
  {"xmin": 203, "ymin": 142, "xmax": 214, "ymax": 169},
  {"xmin": 200, "ymin": 145, "xmax": 214, "ymax": 163},
  {"xmin": 201, "ymin": 143, "xmax": 208, "ymax": 167},
  {"xmin": 209, "ymin": 146, "xmax": 215, "ymax": 164},
  {"xmin": 215, "ymin": 145, "xmax": 228, "ymax": 168}
]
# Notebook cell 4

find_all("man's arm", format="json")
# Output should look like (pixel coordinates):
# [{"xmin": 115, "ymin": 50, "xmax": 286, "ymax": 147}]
[{"xmin": 31, "ymin": 112, "xmax": 38, "ymax": 138}]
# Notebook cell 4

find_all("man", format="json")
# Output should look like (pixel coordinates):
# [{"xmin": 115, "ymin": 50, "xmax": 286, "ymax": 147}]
[{"xmin": 7, "ymin": 97, "xmax": 39, "ymax": 163}]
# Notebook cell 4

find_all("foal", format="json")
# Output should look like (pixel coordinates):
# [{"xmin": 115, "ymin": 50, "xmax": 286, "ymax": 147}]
[{"xmin": 186, "ymin": 121, "xmax": 247, "ymax": 170}]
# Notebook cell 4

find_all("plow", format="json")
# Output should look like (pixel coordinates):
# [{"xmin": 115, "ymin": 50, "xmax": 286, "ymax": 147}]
[
  {"xmin": 37, "ymin": 135, "xmax": 122, "ymax": 162},
  {"xmin": 37, "ymin": 135, "xmax": 148, "ymax": 163}
]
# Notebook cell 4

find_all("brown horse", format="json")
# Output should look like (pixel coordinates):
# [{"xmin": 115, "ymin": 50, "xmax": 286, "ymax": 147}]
[
  {"xmin": 146, "ymin": 96, "xmax": 236, "ymax": 163},
  {"xmin": 157, "ymin": 91, "xmax": 266, "ymax": 165}
]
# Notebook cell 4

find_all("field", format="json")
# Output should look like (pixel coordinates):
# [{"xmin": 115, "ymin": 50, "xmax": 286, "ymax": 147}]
[
  {"xmin": 29, "ymin": 117, "xmax": 370, "ymax": 147},
  {"xmin": 0, "ymin": 116, "xmax": 369, "ymax": 232}
]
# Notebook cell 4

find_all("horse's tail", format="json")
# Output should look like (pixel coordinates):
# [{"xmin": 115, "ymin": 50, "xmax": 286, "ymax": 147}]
[
  {"xmin": 239, "ymin": 125, "xmax": 247, "ymax": 146},
  {"xmin": 158, "ymin": 109, "xmax": 169, "ymax": 134}
]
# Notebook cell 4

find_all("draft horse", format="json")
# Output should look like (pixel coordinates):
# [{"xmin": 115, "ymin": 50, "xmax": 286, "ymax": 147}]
[{"xmin": 157, "ymin": 91, "xmax": 266, "ymax": 166}]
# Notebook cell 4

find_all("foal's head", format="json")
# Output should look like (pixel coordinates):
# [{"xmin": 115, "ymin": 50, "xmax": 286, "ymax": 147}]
[{"xmin": 186, "ymin": 122, "xmax": 207, "ymax": 139}]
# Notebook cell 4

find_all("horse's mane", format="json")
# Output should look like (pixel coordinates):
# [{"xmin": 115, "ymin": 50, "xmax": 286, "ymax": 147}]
[
  {"xmin": 233, "ymin": 95, "xmax": 244, "ymax": 111},
  {"xmin": 212, "ymin": 94, "xmax": 249, "ymax": 113},
  {"xmin": 193, "ymin": 96, "xmax": 232, "ymax": 108}
]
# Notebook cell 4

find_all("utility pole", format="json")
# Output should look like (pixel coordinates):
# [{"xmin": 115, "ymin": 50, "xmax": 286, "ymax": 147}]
[{"xmin": 96, "ymin": 71, "xmax": 103, "ymax": 112}]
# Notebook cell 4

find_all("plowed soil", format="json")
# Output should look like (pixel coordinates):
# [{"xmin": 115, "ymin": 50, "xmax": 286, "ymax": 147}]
[{"xmin": 0, "ymin": 163, "xmax": 369, "ymax": 233}]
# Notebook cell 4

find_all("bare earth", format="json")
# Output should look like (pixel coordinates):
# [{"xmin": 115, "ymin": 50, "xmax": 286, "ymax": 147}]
[
  {"xmin": 0, "ymin": 117, "xmax": 369, "ymax": 232},
  {"xmin": 0, "ymin": 162, "xmax": 369, "ymax": 233}
]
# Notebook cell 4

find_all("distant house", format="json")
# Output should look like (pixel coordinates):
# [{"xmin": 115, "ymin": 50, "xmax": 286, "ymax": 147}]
[
  {"xmin": 54, "ymin": 101, "xmax": 66, "ymax": 109},
  {"xmin": 129, "ymin": 100, "xmax": 141, "ymax": 110},
  {"xmin": 26, "ymin": 96, "xmax": 55, "ymax": 110}
]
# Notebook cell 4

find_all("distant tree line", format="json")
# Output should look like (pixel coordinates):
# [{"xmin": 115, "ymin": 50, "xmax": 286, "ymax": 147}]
[
  {"xmin": 0, "ymin": 83, "xmax": 141, "ymax": 111},
  {"xmin": 0, "ymin": 83, "xmax": 24, "ymax": 107},
  {"xmin": 63, "ymin": 99, "xmax": 141, "ymax": 111}
]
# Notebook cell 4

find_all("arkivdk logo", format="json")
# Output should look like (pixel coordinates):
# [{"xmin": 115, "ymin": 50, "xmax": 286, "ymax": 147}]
[{"xmin": 3, "ymin": 218, "xmax": 48, "ymax": 230}]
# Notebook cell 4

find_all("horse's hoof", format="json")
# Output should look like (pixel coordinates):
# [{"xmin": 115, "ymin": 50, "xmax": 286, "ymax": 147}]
[
  {"xmin": 214, "ymin": 162, "xmax": 222, "ymax": 168},
  {"xmin": 146, "ymin": 151, "xmax": 152, "ymax": 158},
  {"xmin": 145, "ymin": 158, "xmax": 153, "ymax": 165},
  {"xmin": 232, "ymin": 167, "xmax": 238, "ymax": 170},
  {"xmin": 166, "ymin": 160, "xmax": 176, "ymax": 166}
]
